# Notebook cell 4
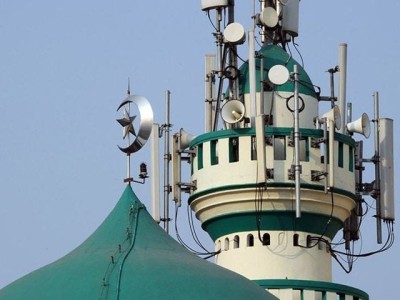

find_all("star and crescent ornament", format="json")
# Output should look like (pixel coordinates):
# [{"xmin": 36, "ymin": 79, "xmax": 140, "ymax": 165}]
[
  {"xmin": 117, "ymin": 108, "xmax": 137, "ymax": 139},
  {"xmin": 116, "ymin": 95, "xmax": 153, "ymax": 154}
]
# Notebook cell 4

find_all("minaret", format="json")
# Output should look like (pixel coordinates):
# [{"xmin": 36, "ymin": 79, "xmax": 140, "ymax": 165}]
[{"xmin": 172, "ymin": 1, "xmax": 394, "ymax": 299}]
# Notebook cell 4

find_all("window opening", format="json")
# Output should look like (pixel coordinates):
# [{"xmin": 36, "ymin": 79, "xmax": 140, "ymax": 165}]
[
  {"xmin": 338, "ymin": 141, "xmax": 344, "ymax": 168},
  {"xmin": 262, "ymin": 233, "xmax": 271, "ymax": 246},
  {"xmin": 210, "ymin": 140, "xmax": 219, "ymax": 165},
  {"xmin": 247, "ymin": 234, "xmax": 254, "ymax": 247},
  {"xmin": 233, "ymin": 235, "xmax": 240, "ymax": 248},
  {"xmin": 229, "ymin": 137, "xmax": 239, "ymax": 162},
  {"xmin": 274, "ymin": 136, "xmax": 286, "ymax": 160},
  {"xmin": 224, "ymin": 237, "xmax": 229, "ymax": 250},
  {"xmin": 197, "ymin": 143, "xmax": 203, "ymax": 170}
]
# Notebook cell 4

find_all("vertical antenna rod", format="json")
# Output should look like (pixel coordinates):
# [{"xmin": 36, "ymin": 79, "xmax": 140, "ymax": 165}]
[
  {"xmin": 293, "ymin": 65, "xmax": 301, "ymax": 218},
  {"xmin": 338, "ymin": 43, "xmax": 347, "ymax": 133},
  {"xmin": 248, "ymin": 30, "xmax": 256, "ymax": 126},
  {"xmin": 163, "ymin": 90, "xmax": 171, "ymax": 232},
  {"xmin": 151, "ymin": 123, "xmax": 161, "ymax": 223},
  {"xmin": 373, "ymin": 91, "xmax": 382, "ymax": 244}
]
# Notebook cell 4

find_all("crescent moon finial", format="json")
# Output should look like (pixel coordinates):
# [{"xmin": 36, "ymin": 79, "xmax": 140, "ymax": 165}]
[{"xmin": 116, "ymin": 86, "xmax": 153, "ymax": 183}]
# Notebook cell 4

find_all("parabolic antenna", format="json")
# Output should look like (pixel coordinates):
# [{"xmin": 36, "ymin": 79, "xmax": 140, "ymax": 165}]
[
  {"xmin": 117, "ymin": 95, "xmax": 153, "ymax": 154},
  {"xmin": 260, "ymin": 7, "xmax": 279, "ymax": 28},
  {"xmin": 223, "ymin": 22, "xmax": 246, "ymax": 45},
  {"xmin": 268, "ymin": 64, "xmax": 290, "ymax": 86}
]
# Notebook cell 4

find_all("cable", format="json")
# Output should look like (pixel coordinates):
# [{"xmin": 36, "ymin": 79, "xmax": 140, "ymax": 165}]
[
  {"xmin": 174, "ymin": 203, "xmax": 219, "ymax": 258},
  {"xmin": 206, "ymin": 11, "xmax": 218, "ymax": 32},
  {"xmin": 291, "ymin": 39, "xmax": 304, "ymax": 69},
  {"xmin": 116, "ymin": 202, "xmax": 142, "ymax": 299}
]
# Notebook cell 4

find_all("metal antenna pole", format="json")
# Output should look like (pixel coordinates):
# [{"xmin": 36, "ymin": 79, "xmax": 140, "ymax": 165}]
[
  {"xmin": 373, "ymin": 91, "xmax": 382, "ymax": 244},
  {"xmin": 338, "ymin": 43, "xmax": 347, "ymax": 133},
  {"xmin": 163, "ymin": 90, "xmax": 171, "ymax": 233},
  {"xmin": 293, "ymin": 65, "xmax": 301, "ymax": 218}
]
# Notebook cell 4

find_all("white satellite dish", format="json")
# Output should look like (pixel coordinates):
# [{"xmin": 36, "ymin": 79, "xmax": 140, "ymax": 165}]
[
  {"xmin": 260, "ymin": 7, "xmax": 279, "ymax": 28},
  {"xmin": 268, "ymin": 65, "xmax": 290, "ymax": 86},
  {"xmin": 223, "ymin": 23, "xmax": 246, "ymax": 45}
]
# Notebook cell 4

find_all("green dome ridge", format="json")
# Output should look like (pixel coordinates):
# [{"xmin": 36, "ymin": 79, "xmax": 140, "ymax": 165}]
[
  {"xmin": 0, "ymin": 185, "xmax": 276, "ymax": 300},
  {"xmin": 239, "ymin": 44, "xmax": 318, "ymax": 98}
]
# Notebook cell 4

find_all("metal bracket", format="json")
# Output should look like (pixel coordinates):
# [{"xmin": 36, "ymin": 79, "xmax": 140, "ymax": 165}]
[
  {"xmin": 288, "ymin": 165, "xmax": 302, "ymax": 180},
  {"xmin": 311, "ymin": 170, "xmax": 327, "ymax": 182},
  {"xmin": 311, "ymin": 137, "xmax": 325, "ymax": 148},
  {"xmin": 179, "ymin": 180, "xmax": 197, "ymax": 193}
]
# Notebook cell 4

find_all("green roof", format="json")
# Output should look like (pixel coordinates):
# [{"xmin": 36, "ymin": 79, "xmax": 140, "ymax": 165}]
[
  {"xmin": 238, "ymin": 44, "xmax": 318, "ymax": 98},
  {"xmin": 0, "ymin": 185, "xmax": 276, "ymax": 300}
]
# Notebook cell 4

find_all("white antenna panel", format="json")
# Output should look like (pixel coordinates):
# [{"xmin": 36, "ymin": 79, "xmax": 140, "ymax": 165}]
[
  {"xmin": 379, "ymin": 118, "xmax": 395, "ymax": 221},
  {"xmin": 201, "ymin": 0, "xmax": 228, "ymax": 11},
  {"xmin": 282, "ymin": 0, "xmax": 300, "ymax": 37},
  {"xmin": 223, "ymin": 23, "xmax": 246, "ymax": 45}
]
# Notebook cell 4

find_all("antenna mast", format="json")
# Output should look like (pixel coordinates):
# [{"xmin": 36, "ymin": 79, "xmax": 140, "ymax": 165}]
[{"xmin": 162, "ymin": 90, "xmax": 172, "ymax": 232}]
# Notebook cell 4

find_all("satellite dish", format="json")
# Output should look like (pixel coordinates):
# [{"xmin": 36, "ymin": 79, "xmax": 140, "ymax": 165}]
[
  {"xmin": 223, "ymin": 23, "xmax": 246, "ymax": 45},
  {"xmin": 347, "ymin": 113, "xmax": 370, "ymax": 138},
  {"xmin": 268, "ymin": 65, "xmax": 290, "ymax": 86},
  {"xmin": 221, "ymin": 100, "xmax": 245, "ymax": 124},
  {"xmin": 260, "ymin": 7, "xmax": 279, "ymax": 28}
]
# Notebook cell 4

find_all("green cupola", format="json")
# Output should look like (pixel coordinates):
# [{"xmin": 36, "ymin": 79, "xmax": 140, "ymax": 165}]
[{"xmin": 0, "ymin": 185, "xmax": 277, "ymax": 300}]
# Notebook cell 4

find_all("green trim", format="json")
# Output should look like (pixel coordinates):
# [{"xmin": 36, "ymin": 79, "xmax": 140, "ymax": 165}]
[
  {"xmin": 188, "ymin": 182, "xmax": 357, "ymax": 203},
  {"xmin": 190, "ymin": 128, "xmax": 355, "ymax": 149},
  {"xmin": 254, "ymin": 279, "xmax": 369, "ymax": 300},
  {"xmin": 202, "ymin": 211, "xmax": 343, "ymax": 241},
  {"xmin": 238, "ymin": 45, "xmax": 318, "ymax": 98}
]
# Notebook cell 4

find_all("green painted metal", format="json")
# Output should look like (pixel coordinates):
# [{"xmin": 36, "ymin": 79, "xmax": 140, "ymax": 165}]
[
  {"xmin": 254, "ymin": 279, "xmax": 369, "ymax": 300},
  {"xmin": 201, "ymin": 210, "xmax": 343, "ymax": 241},
  {"xmin": 0, "ymin": 186, "xmax": 277, "ymax": 300},
  {"xmin": 238, "ymin": 44, "xmax": 318, "ymax": 97}
]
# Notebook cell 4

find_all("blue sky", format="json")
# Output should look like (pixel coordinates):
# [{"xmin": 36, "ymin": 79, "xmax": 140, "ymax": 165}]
[{"xmin": 0, "ymin": 1, "xmax": 398, "ymax": 299}]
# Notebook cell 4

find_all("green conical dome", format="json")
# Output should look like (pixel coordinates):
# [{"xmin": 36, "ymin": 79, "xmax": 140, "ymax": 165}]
[
  {"xmin": 0, "ymin": 185, "xmax": 276, "ymax": 300},
  {"xmin": 239, "ymin": 44, "xmax": 318, "ymax": 98}
]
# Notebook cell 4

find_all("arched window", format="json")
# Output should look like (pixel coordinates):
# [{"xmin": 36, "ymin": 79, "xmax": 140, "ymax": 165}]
[
  {"xmin": 247, "ymin": 234, "xmax": 254, "ymax": 247},
  {"xmin": 224, "ymin": 237, "xmax": 230, "ymax": 251},
  {"xmin": 293, "ymin": 234, "xmax": 299, "ymax": 246},
  {"xmin": 233, "ymin": 235, "xmax": 240, "ymax": 248},
  {"xmin": 306, "ymin": 235, "xmax": 312, "ymax": 248},
  {"xmin": 262, "ymin": 233, "xmax": 271, "ymax": 246}
]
